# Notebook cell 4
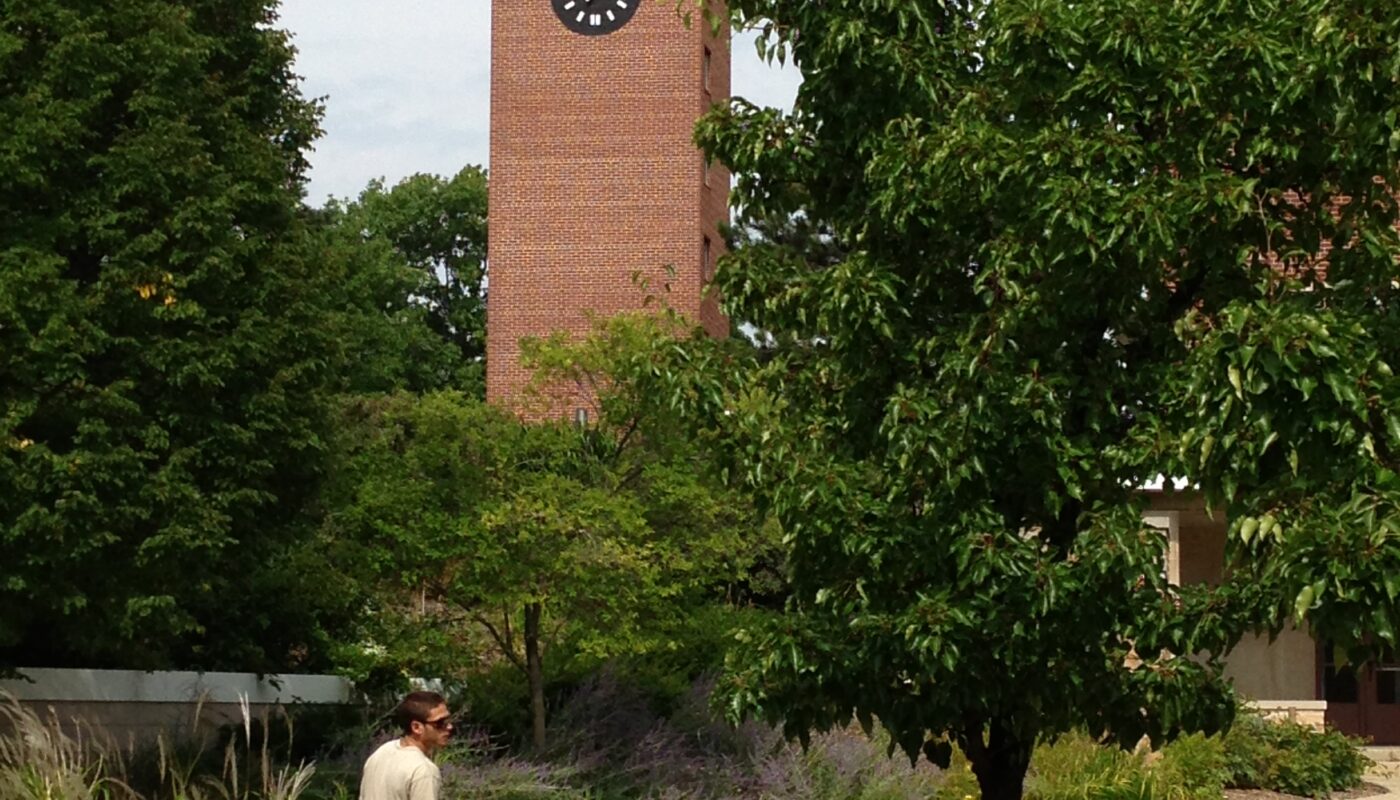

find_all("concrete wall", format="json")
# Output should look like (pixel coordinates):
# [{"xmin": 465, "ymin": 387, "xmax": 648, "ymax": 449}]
[
  {"xmin": 1225, "ymin": 626, "xmax": 1318, "ymax": 702},
  {"xmin": 1145, "ymin": 491, "xmax": 1322, "ymax": 710},
  {"xmin": 1, "ymin": 668, "xmax": 355, "ymax": 746}
]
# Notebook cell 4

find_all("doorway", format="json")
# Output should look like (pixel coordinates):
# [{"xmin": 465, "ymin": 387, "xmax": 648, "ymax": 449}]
[{"xmin": 1321, "ymin": 643, "xmax": 1400, "ymax": 744}]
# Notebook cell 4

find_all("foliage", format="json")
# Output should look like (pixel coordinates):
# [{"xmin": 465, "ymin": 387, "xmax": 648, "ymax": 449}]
[
  {"xmin": 0, "ymin": 692, "xmax": 321, "ymax": 800},
  {"xmin": 1221, "ymin": 710, "xmax": 1371, "ymax": 798},
  {"xmin": 667, "ymin": 0, "xmax": 1400, "ymax": 796},
  {"xmin": 1154, "ymin": 734, "xmax": 1229, "ymax": 800},
  {"xmin": 891, "ymin": 718, "xmax": 1365, "ymax": 800},
  {"xmin": 325, "ymin": 390, "xmax": 674, "ymax": 696},
  {"xmin": 325, "ymin": 315, "xmax": 777, "ymax": 748},
  {"xmin": 935, "ymin": 750, "xmax": 982, "ymax": 800},
  {"xmin": 458, "ymin": 605, "xmax": 770, "ymax": 745},
  {"xmin": 441, "ymin": 754, "xmax": 596, "ymax": 800},
  {"xmin": 1026, "ymin": 735, "xmax": 1163, "ymax": 800},
  {"xmin": 1023, "ymin": 733, "xmax": 1223, "ymax": 800},
  {"xmin": 0, "ymin": 0, "xmax": 351, "ymax": 671},
  {"xmin": 313, "ymin": 168, "xmax": 489, "ymax": 396},
  {"xmin": 438, "ymin": 675, "xmax": 943, "ymax": 800},
  {"xmin": 0, "ymin": 694, "xmax": 116, "ymax": 800}
]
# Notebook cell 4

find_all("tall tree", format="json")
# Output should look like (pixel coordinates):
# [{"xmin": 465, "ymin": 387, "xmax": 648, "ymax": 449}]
[
  {"xmin": 670, "ymin": 2, "xmax": 1400, "ymax": 798},
  {"xmin": 325, "ymin": 315, "xmax": 773, "ymax": 749},
  {"xmin": 317, "ymin": 169, "xmax": 489, "ymax": 395},
  {"xmin": 0, "ymin": 0, "xmax": 344, "ymax": 671}
]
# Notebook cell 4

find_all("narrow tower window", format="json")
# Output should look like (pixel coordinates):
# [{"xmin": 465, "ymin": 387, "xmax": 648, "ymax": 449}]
[
  {"xmin": 702, "ymin": 236, "xmax": 714, "ymax": 282},
  {"xmin": 702, "ymin": 46, "xmax": 712, "ymax": 95}
]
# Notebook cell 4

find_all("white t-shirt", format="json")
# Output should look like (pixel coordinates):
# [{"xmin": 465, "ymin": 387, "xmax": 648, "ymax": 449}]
[{"xmin": 359, "ymin": 739, "xmax": 441, "ymax": 800}]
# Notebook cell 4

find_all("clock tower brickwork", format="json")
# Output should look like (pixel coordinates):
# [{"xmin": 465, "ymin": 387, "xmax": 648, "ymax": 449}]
[{"xmin": 487, "ymin": 1, "xmax": 730, "ymax": 407}]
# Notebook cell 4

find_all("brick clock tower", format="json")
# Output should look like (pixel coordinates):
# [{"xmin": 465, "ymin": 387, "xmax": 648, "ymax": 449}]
[{"xmin": 486, "ymin": 0, "xmax": 730, "ymax": 408}]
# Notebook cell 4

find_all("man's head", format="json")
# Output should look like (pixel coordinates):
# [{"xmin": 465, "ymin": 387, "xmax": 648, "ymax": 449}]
[{"xmin": 393, "ymin": 691, "xmax": 453, "ymax": 753}]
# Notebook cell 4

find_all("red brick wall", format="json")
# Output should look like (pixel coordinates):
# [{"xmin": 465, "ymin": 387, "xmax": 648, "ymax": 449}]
[{"xmin": 487, "ymin": 0, "xmax": 731, "ymax": 409}]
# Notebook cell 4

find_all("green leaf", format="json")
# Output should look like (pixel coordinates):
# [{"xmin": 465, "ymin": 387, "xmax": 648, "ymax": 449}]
[
  {"xmin": 1239, "ymin": 517, "xmax": 1259, "ymax": 544},
  {"xmin": 1294, "ymin": 584, "xmax": 1317, "ymax": 624}
]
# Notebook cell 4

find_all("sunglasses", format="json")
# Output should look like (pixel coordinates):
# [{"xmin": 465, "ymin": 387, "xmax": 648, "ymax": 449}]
[{"xmin": 422, "ymin": 715, "xmax": 453, "ymax": 730}]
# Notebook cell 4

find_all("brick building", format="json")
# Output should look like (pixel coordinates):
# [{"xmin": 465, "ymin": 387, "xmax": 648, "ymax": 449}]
[{"xmin": 487, "ymin": 0, "xmax": 729, "ymax": 411}]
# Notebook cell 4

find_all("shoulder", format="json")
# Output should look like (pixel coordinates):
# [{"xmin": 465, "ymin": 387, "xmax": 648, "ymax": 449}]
[
  {"xmin": 409, "ymin": 750, "xmax": 440, "ymax": 777},
  {"xmin": 365, "ymin": 739, "xmax": 401, "ymax": 763},
  {"xmin": 389, "ymin": 741, "xmax": 438, "ymax": 774}
]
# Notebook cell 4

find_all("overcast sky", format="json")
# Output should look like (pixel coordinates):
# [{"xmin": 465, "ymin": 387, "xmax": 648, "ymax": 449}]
[{"xmin": 277, "ymin": 0, "xmax": 802, "ymax": 205}]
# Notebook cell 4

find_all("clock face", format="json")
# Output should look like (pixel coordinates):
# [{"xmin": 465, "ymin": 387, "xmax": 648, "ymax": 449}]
[{"xmin": 552, "ymin": 0, "xmax": 639, "ymax": 36}]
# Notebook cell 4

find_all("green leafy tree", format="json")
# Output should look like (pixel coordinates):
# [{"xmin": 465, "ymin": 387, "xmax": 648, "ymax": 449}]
[
  {"xmin": 667, "ymin": 1, "xmax": 1400, "ymax": 798},
  {"xmin": 316, "ymin": 169, "xmax": 489, "ymax": 395},
  {"xmin": 326, "ymin": 315, "xmax": 771, "ymax": 749},
  {"xmin": 0, "ymin": 0, "xmax": 346, "ymax": 670}
]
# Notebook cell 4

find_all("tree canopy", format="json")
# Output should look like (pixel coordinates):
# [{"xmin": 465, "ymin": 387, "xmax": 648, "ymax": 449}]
[
  {"xmin": 314, "ymin": 168, "xmax": 489, "ymax": 395},
  {"xmin": 0, "ymin": 0, "xmax": 346, "ymax": 671},
  {"xmin": 672, "ymin": 1, "xmax": 1400, "ymax": 797},
  {"xmin": 325, "ymin": 316, "xmax": 775, "ymax": 749}
]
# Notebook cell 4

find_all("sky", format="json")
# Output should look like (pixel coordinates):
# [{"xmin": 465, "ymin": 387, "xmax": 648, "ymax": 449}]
[{"xmin": 277, "ymin": 0, "xmax": 803, "ymax": 205}]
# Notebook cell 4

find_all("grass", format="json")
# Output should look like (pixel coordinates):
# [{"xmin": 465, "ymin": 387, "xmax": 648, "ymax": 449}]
[{"xmin": 0, "ymin": 691, "xmax": 323, "ymax": 800}]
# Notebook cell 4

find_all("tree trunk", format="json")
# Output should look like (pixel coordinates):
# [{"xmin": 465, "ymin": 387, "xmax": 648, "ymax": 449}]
[
  {"xmin": 525, "ymin": 602, "xmax": 547, "ymax": 751},
  {"xmin": 964, "ymin": 720, "xmax": 1034, "ymax": 800}
]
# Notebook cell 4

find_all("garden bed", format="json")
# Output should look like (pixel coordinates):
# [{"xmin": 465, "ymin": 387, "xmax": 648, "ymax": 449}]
[{"xmin": 1225, "ymin": 783, "xmax": 1389, "ymax": 800}]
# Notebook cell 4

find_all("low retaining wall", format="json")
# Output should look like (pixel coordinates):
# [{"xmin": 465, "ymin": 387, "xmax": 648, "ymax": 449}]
[
  {"xmin": 1, "ymin": 667, "xmax": 357, "ymax": 746},
  {"xmin": 1252, "ymin": 699, "xmax": 1328, "ymax": 730}
]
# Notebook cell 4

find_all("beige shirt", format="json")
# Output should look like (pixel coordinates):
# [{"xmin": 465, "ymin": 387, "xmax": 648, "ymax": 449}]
[{"xmin": 359, "ymin": 739, "xmax": 441, "ymax": 800}]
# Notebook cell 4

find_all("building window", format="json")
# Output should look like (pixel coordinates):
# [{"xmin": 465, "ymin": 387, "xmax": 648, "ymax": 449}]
[
  {"xmin": 1379, "ymin": 646, "xmax": 1400, "ymax": 705},
  {"xmin": 702, "ymin": 236, "xmax": 713, "ymax": 282},
  {"xmin": 702, "ymin": 46, "xmax": 712, "ymax": 95}
]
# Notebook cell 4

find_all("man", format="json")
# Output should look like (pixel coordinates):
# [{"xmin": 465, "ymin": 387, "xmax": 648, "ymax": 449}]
[{"xmin": 359, "ymin": 691, "xmax": 454, "ymax": 800}]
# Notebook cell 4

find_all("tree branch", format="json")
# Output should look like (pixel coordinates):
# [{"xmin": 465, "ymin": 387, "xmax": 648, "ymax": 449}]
[{"xmin": 475, "ymin": 612, "xmax": 526, "ymax": 674}]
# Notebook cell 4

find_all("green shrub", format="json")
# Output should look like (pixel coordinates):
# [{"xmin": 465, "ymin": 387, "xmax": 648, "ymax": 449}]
[
  {"xmin": 1156, "ymin": 733, "xmax": 1228, "ymax": 800},
  {"xmin": 960, "ymin": 731, "xmax": 1228, "ymax": 800},
  {"xmin": 1027, "ymin": 732, "xmax": 1162, "ymax": 800},
  {"xmin": 936, "ymin": 709, "xmax": 1370, "ymax": 800},
  {"xmin": 933, "ymin": 747, "xmax": 981, "ymax": 800},
  {"xmin": 1221, "ymin": 710, "xmax": 1371, "ymax": 798}
]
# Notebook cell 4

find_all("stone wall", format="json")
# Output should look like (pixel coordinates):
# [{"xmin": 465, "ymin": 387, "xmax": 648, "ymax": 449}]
[{"xmin": 1253, "ymin": 699, "xmax": 1329, "ymax": 731}]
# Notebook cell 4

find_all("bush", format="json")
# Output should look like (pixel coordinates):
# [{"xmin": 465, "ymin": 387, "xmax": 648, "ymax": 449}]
[
  {"xmin": 933, "ymin": 748, "xmax": 981, "ymax": 800},
  {"xmin": 0, "ymin": 692, "xmax": 324, "ymax": 800},
  {"xmin": 439, "ymin": 751, "xmax": 595, "ymax": 800},
  {"xmin": 439, "ymin": 675, "xmax": 946, "ymax": 800},
  {"xmin": 1157, "ymin": 733, "xmax": 1229, "ymax": 800},
  {"xmin": 1002, "ymin": 731, "xmax": 1226, "ymax": 800},
  {"xmin": 1027, "ymin": 732, "xmax": 1165, "ymax": 800},
  {"xmin": 938, "ymin": 708, "xmax": 1370, "ymax": 800},
  {"xmin": 1221, "ymin": 710, "xmax": 1371, "ymax": 798}
]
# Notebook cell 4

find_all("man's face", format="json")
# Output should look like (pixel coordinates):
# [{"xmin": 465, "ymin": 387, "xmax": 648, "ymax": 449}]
[{"xmin": 413, "ymin": 703, "xmax": 453, "ymax": 752}]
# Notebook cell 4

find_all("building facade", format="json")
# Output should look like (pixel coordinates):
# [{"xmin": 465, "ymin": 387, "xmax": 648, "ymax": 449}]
[
  {"xmin": 487, "ymin": 0, "xmax": 729, "ymax": 409},
  {"xmin": 1154, "ymin": 492, "xmax": 1400, "ymax": 742}
]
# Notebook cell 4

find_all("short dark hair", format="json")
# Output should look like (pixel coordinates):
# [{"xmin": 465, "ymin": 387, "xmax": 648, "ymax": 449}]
[{"xmin": 392, "ymin": 691, "xmax": 446, "ymax": 734}]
